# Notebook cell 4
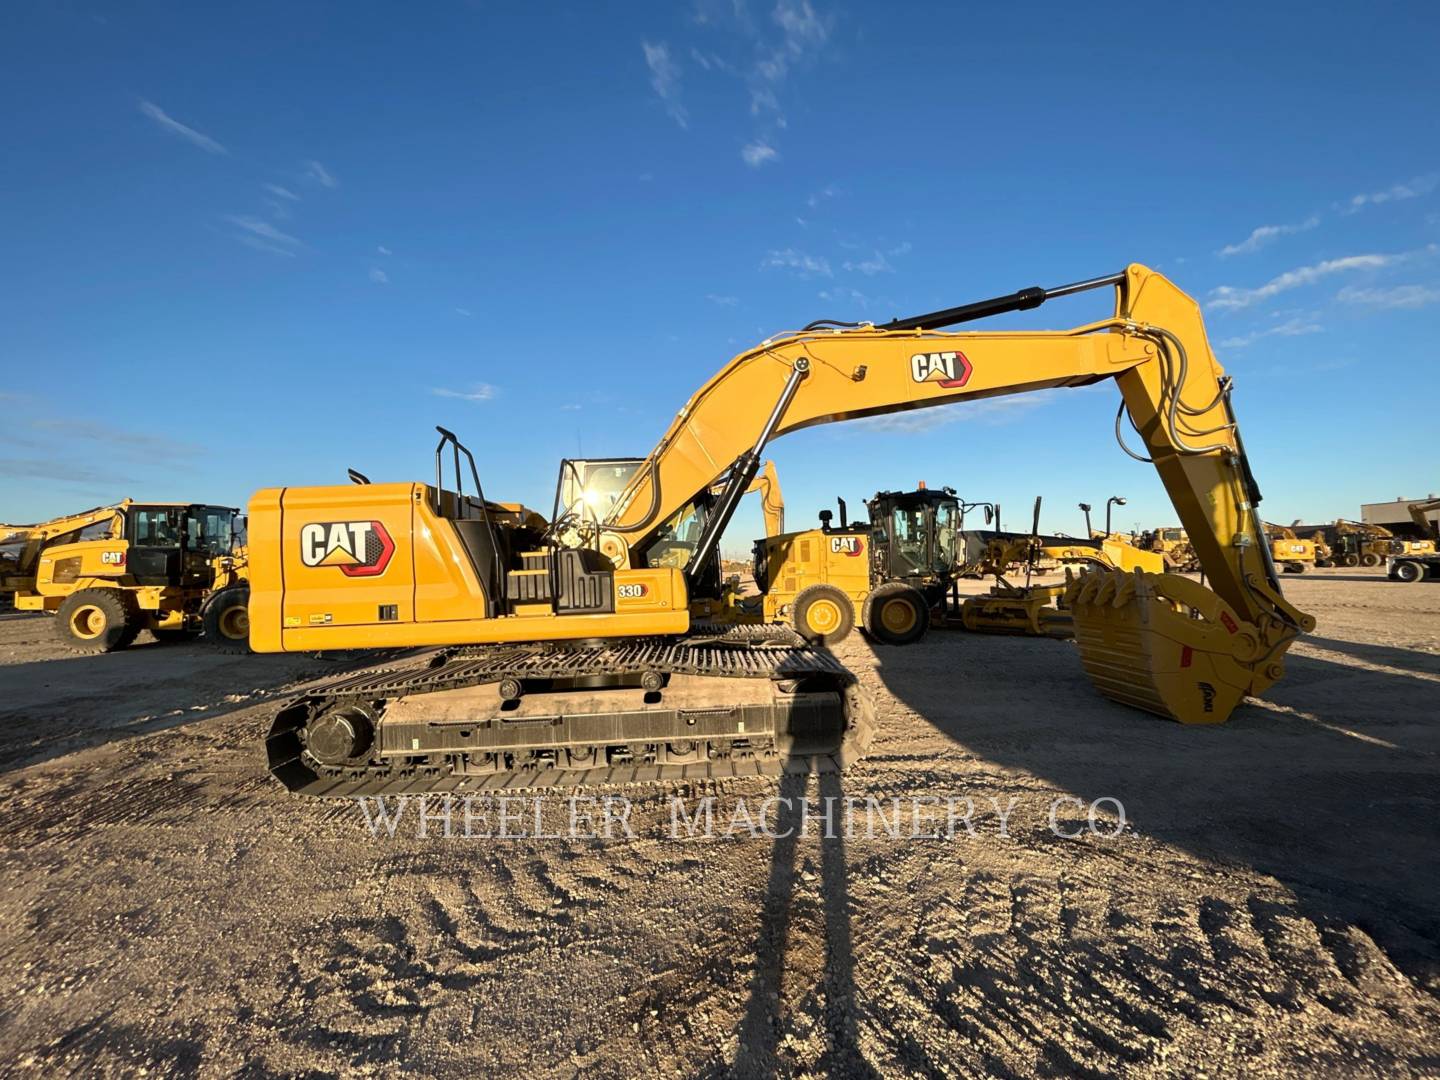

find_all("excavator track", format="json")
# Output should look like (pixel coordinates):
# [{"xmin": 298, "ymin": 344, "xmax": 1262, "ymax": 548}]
[{"xmin": 266, "ymin": 627, "xmax": 874, "ymax": 797}]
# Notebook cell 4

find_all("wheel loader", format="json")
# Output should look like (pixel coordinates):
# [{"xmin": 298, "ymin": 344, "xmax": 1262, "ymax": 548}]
[
  {"xmin": 245, "ymin": 264, "xmax": 1315, "ymax": 797},
  {"xmin": 0, "ymin": 501, "xmax": 251, "ymax": 652}
]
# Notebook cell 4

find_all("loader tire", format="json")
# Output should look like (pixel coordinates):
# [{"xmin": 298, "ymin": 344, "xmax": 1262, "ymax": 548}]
[
  {"xmin": 1361, "ymin": 553, "xmax": 1381, "ymax": 567},
  {"xmin": 862, "ymin": 582, "xmax": 929, "ymax": 646},
  {"xmin": 56, "ymin": 589, "xmax": 139, "ymax": 654},
  {"xmin": 792, "ymin": 584, "xmax": 854, "ymax": 646},
  {"xmin": 202, "ymin": 586, "xmax": 252, "ymax": 653}
]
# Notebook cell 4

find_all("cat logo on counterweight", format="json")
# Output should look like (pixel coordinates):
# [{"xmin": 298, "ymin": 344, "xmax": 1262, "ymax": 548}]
[{"xmin": 300, "ymin": 520, "xmax": 395, "ymax": 577}]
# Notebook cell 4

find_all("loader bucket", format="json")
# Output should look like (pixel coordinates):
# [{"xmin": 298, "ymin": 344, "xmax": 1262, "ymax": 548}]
[{"xmin": 1066, "ymin": 568, "xmax": 1281, "ymax": 725}]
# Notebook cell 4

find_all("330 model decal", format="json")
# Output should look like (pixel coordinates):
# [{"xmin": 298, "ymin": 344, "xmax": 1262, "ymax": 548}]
[
  {"xmin": 300, "ymin": 520, "xmax": 395, "ymax": 577},
  {"xmin": 910, "ymin": 350, "xmax": 972, "ymax": 388}
]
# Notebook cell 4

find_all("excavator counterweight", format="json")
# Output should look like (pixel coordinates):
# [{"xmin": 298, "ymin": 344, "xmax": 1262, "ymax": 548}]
[{"xmin": 248, "ymin": 263, "xmax": 1313, "ymax": 795}]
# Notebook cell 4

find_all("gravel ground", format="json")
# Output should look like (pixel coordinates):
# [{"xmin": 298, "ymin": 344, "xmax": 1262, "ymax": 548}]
[{"xmin": 0, "ymin": 568, "xmax": 1437, "ymax": 1077}]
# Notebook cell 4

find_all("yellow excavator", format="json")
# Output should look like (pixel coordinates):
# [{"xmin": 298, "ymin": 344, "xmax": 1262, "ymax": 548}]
[
  {"xmin": 1263, "ymin": 522, "xmax": 1317, "ymax": 574},
  {"xmin": 247, "ymin": 264, "xmax": 1314, "ymax": 796}
]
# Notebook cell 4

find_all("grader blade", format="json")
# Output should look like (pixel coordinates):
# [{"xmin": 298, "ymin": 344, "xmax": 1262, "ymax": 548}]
[{"xmin": 1067, "ymin": 568, "xmax": 1301, "ymax": 725}]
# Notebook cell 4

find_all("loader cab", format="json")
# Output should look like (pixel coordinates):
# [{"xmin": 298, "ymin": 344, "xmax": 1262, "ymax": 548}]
[
  {"xmin": 866, "ymin": 487, "xmax": 963, "ymax": 590},
  {"xmin": 126, "ymin": 504, "xmax": 240, "ymax": 585}
]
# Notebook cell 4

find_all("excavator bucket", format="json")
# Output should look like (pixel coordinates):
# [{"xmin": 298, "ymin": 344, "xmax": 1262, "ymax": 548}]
[{"xmin": 1066, "ymin": 568, "xmax": 1292, "ymax": 725}]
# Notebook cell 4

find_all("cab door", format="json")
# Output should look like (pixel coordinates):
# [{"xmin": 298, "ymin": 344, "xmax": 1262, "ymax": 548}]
[{"xmin": 127, "ymin": 506, "xmax": 184, "ymax": 584}]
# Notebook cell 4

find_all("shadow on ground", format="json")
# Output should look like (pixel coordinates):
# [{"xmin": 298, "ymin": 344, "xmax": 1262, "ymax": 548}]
[{"xmin": 871, "ymin": 631, "xmax": 1440, "ymax": 992}]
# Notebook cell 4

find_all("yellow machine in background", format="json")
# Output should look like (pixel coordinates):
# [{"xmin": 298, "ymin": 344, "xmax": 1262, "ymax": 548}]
[
  {"xmin": 248, "ymin": 264, "xmax": 1314, "ymax": 797},
  {"xmin": 1264, "ymin": 523, "xmax": 1317, "ymax": 574},
  {"xmin": 1138, "ymin": 526, "xmax": 1200, "ymax": 572},
  {"xmin": 1, "ymin": 500, "xmax": 248, "ymax": 652},
  {"xmin": 753, "ymin": 485, "xmax": 958, "ymax": 646},
  {"xmin": 959, "ymin": 499, "xmax": 1075, "ymax": 637},
  {"xmin": 1329, "ymin": 519, "xmax": 1434, "ymax": 567}
]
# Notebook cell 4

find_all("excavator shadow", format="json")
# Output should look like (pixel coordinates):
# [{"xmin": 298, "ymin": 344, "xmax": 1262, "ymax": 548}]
[
  {"xmin": 0, "ymin": 643, "xmax": 376, "ymax": 775},
  {"xmin": 1297, "ymin": 634, "xmax": 1440, "ymax": 678},
  {"xmin": 710, "ymin": 767, "xmax": 879, "ymax": 1078},
  {"xmin": 868, "ymin": 632, "xmax": 1440, "ymax": 991}
]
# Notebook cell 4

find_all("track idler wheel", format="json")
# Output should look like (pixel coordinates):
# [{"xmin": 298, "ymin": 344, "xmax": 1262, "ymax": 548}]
[
  {"xmin": 304, "ymin": 703, "xmax": 376, "ymax": 766},
  {"xmin": 1066, "ymin": 569, "xmax": 1296, "ymax": 726}
]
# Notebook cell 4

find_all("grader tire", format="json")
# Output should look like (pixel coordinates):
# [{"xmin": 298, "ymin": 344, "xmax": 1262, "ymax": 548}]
[
  {"xmin": 202, "ymin": 586, "xmax": 252, "ymax": 653},
  {"xmin": 1361, "ymin": 553, "xmax": 1382, "ymax": 567},
  {"xmin": 1342, "ymin": 554, "xmax": 1360, "ymax": 567},
  {"xmin": 862, "ymin": 582, "xmax": 930, "ymax": 646},
  {"xmin": 792, "ymin": 584, "xmax": 854, "ymax": 646},
  {"xmin": 55, "ymin": 589, "xmax": 139, "ymax": 654},
  {"xmin": 1393, "ymin": 560, "xmax": 1426, "ymax": 584}
]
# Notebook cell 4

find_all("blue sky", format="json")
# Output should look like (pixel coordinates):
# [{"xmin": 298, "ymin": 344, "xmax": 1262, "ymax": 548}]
[{"xmin": 3, "ymin": 2, "xmax": 1437, "ymax": 552}]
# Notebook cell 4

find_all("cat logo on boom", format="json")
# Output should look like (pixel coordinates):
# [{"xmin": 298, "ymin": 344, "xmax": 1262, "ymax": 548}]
[
  {"xmin": 910, "ymin": 350, "xmax": 973, "ymax": 388},
  {"xmin": 300, "ymin": 520, "xmax": 395, "ymax": 577}
]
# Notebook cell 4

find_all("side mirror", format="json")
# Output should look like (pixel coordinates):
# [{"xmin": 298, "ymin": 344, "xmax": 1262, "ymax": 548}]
[{"xmin": 983, "ymin": 507, "xmax": 994, "ymax": 525}]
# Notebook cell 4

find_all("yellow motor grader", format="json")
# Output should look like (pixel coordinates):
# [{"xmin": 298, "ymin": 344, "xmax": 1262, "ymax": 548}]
[
  {"xmin": 1, "ymin": 501, "xmax": 251, "ymax": 652},
  {"xmin": 243, "ymin": 264, "xmax": 1314, "ymax": 796}
]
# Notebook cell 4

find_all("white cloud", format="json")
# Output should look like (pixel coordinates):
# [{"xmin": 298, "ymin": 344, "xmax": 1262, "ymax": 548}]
[
  {"xmin": 641, "ymin": 41, "xmax": 688, "ymax": 128},
  {"xmin": 856, "ymin": 391, "xmax": 1061, "ymax": 433},
  {"xmin": 377, "ymin": 245, "xmax": 392, "ymax": 255},
  {"xmin": 1348, "ymin": 172, "xmax": 1438, "ymax": 211},
  {"xmin": 1208, "ymin": 253, "xmax": 1399, "ymax": 311},
  {"xmin": 842, "ymin": 250, "xmax": 894, "ymax": 276},
  {"xmin": 264, "ymin": 183, "xmax": 300, "ymax": 201},
  {"xmin": 368, "ymin": 267, "xmax": 389, "ymax": 285},
  {"xmin": 236, "ymin": 236, "xmax": 296, "ymax": 258},
  {"xmin": 138, "ymin": 100, "xmax": 227, "ymax": 155},
  {"xmin": 1336, "ymin": 283, "xmax": 1440, "ymax": 309},
  {"xmin": 1217, "ymin": 317, "xmax": 1323, "ymax": 349},
  {"xmin": 818, "ymin": 285, "xmax": 869, "ymax": 306},
  {"xmin": 304, "ymin": 160, "xmax": 338, "ymax": 188},
  {"xmin": 762, "ymin": 248, "xmax": 831, "ymax": 278},
  {"xmin": 454, "ymin": 307, "xmax": 473, "ymax": 317},
  {"xmin": 1217, "ymin": 215, "xmax": 1319, "ymax": 257},
  {"xmin": 705, "ymin": 293, "xmax": 739, "ymax": 306},
  {"xmin": 741, "ymin": 141, "xmax": 778, "ymax": 167},
  {"xmin": 432, "ymin": 384, "xmax": 496, "ymax": 402},
  {"xmin": 226, "ymin": 215, "xmax": 300, "ymax": 256},
  {"xmin": 806, "ymin": 185, "xmax": 836, "ymax": 209}
]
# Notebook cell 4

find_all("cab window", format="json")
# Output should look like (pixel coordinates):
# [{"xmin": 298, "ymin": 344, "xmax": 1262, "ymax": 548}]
[{"xmin": 132, "ymin": 509, "xmax": 182, "ymax": 547}]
